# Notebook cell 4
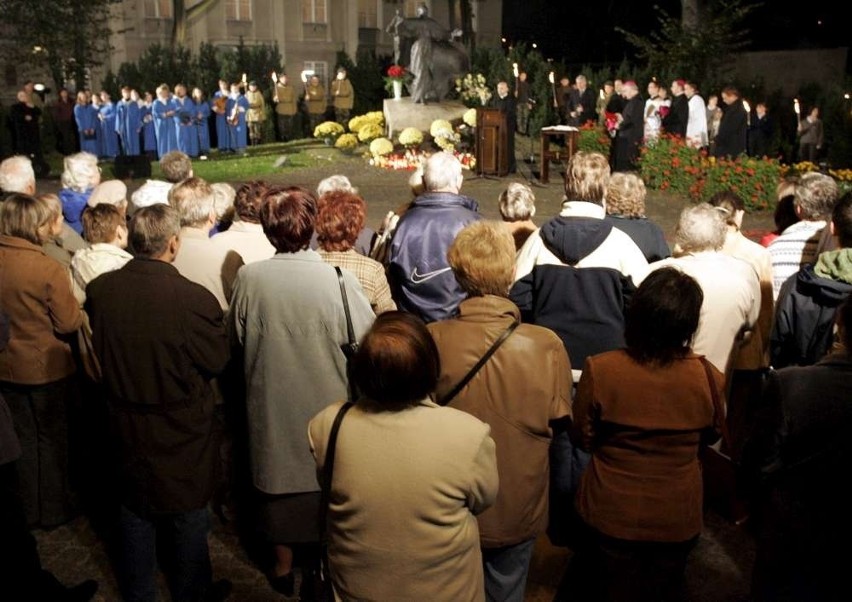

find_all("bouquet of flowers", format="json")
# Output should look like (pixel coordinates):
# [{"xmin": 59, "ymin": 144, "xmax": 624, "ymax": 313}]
[
  {"xmin": 455, "ymin": 73, "xmax": 492, "ymax": 108},
  {"xmin": 335, "ymin": 133, "xmax": 359, "ymax": 153},
  {"xmin": 357, "ymin": 123, "xmax": 384, "ymax": 143},
  {"xmin": 370, "ymin": 137, "xmax": 395, "ymax": 157},
  {"xmin": 399, "ymin": 127, "xmax": 424, "ymax": 149},
  {"xmin": 314, "ymin": 121, "xmax": 345, "ymax": 142},
  {"xmin": 604, "ymin": 111, "xmax": 619, "ymax": 138},
  {"xmin": 384, "ymin": 65, "xmax": 408, "ymax": 94}
]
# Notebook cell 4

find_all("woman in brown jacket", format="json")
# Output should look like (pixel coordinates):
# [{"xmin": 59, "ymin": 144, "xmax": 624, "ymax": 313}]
[
  {"xmin": 0, "ymin": 193, "xmax": 83, "ymax": 527},
  {"xmin": 570, "ymin": 267, "xmax": 723, "ymax": 602}
]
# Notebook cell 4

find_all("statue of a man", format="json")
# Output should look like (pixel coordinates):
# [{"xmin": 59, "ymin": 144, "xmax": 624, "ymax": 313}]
[{"xmin": 399, "ymin": 3, "xmax": 451, "ymax": 104}]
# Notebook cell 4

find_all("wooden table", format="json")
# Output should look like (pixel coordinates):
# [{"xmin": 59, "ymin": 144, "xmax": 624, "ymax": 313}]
[{"xmin": 539, "ymin": 127, "xmax": 579, "ymax": 184}]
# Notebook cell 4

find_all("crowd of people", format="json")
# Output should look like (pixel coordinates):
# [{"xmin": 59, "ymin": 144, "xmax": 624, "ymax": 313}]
[{"xmin": 0, "ymin": 129, "xmax": 849, "ymax": 602}]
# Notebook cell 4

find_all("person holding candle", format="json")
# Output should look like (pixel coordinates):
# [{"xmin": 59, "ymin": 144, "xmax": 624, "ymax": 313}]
[{"xmin": 797, "ymin": 106, "xmax": 823, "ymax": 163}]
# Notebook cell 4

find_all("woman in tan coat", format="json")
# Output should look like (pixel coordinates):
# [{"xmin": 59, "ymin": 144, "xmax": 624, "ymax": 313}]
[
  {"xmin": 0, "ymin": 193, "xmax": 83, "ymax": 527},
  {"xmin": 570, "ymin": 267, "xmax": 723, "ymax": 602},
  {"xmin": 309, "ymin": 312, "xmax": 498, "ymax": 601}
]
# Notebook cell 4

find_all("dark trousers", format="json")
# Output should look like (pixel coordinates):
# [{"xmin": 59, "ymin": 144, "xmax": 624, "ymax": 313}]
[
  {"xmin": 799, "ymin": 142, "xmax": 818, "ymax": 163},
  {"xmin": 482, "ymin": 538, "xmax": 536, "ymax": 602},
  {"xmin": 276, "ymin": 114, "xmax": 294, "ymax": 141},
  {"xmin": 118, "ymin": 504, "xmax": 212, "ymax": 602},
  {"xmin": 0, "ymin": 379, "xmax": 73, "ymax": 527}
]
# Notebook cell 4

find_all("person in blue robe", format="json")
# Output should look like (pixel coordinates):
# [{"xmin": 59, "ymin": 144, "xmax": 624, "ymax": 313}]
[
  {"xmin": 152, "ymin": 84, "xmax": 178, "ymax": 159},
  {"xmin": 228, "ymin": 83, "xmax": 250, "ymax": 153},
  {"xmin": 173, "ymin": 84, "xmax": 199, "ymax": 158},
  {"xmin": 212, "ymin": 80, "xmax": 232, "ymax": 152},
  {"xmin": 74, "ymin": 91, "xmax": 100, "ymax": 157},
  {"xmin": 140, "ymin": 91, "xmax": 158, "ymax": 156},
  {"xmin": 98, "ymin": 92, "xmax": 120, "ymax": 159},
  {"xmin": 192, "ymin": 87, "xmax": 211, "ymax": 155},
  {"xmin": 116, "ymin": 86, "xmax": 142, "ymax": 155}
]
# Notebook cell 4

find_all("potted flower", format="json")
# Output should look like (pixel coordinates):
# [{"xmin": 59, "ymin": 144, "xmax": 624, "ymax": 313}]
[
  {"xmin": 398, "ymin": 127, "xmax": 424, "ymax": 151},
  {"xmin": 385, "ymin": 65, "xmax": 407, "ymax": 100},
  {"xmin": 314, "ymin": 121, "xmax": 345, "ymax": 146},
  {"xmin": 335, "ymin": 133, "xmax": 359, "ymax": 154}
]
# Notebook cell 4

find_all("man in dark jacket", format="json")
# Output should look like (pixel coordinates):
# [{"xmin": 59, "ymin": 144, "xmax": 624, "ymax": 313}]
[
  {"xmin": 388, "ymin": 151, "xmax": 482, "ymax": 322},
  {"xmin": 662, "ymin": 78, "xmax": 689, "ymax": 138},
  {"xmin": 713, "ymin": 86, "xmax": 748, "ymax": 159},
  {"xmin": 747, "ymin": 102, "xmax": 773, "ymax": 158},
  {"xmin": 490, "ymin": 80, "xmax": 517, "ymax": 173},
  {"xmin": 611, "ymin": 81, "xmax": 644, "ymax": 172},
  {"xmin": 85, "ymin": 204, "xmax": 231, "ymax": 602},
  {"xmin": 566, "ymin": 74, "xmax": 597, "ymax": 127},
  {"xmin": 771, "ymin": 192, "xmax": 852, "ymax": 368}
]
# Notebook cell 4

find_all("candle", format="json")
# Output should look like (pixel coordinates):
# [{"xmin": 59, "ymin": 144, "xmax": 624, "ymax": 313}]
[
  {"xmin": 271, "ymin": 71, "xmax": 278, "ymax": 83},
  {"xmin": 599, "ymin": 89, "xmax": 605, "ymax": 100},
  {"xmin": 548, "ymin": 72, "xmax": 555, "ymax": 84},
  {"xmin": 793, "ymin": 98, "xmax": 800, "ymax": 115},
  {"xmin": 512, "ymin": 63, "xmax": 519, "ymax": 78},
  {"xmin": 743, "ymin": 100, "xmax": 751, "ymax": 126}
]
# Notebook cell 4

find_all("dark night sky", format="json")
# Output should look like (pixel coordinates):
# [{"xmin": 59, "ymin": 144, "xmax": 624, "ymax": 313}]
[{"xmin": 502, "ymin": 0, "xmax": 848, "ymax": 68}]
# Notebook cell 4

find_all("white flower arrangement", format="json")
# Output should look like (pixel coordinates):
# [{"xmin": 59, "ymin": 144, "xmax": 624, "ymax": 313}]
[
  {"xmin": 430, "ymin": 119, "xmax": 454, "ymax": 138},
  {"xmin": 433, "ymin": 127, "xmax": 460, "ymax": 152},
  {"xmin": 455, "ymin": 73, "xmax": 492, "ymax": 107},
  {"xmin": 369, "ymin": 137, "xmax": 395, "ymax": 157},
  {"xmin": 398, "ymin": 127, "xmax": 424, "ymax": 148},
  {"xmin": 463, "ymin": 108, "xmax": 477, "ymax": 127}
]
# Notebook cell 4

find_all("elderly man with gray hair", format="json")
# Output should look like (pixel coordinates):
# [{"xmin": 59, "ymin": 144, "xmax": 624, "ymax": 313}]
[
  {"xmin": 768, "ymin": 171, "xmax": 838, "ymax": 300},
  {"xmin": 168, "ymin": 177, "xmax": 243, "ymax": 310},
  {"xmin": 648, "ymin": 203, "xmax": 760, "ymax": 373},
  {"xmin": 388, "ymin": 151, "xmax": 481, "ymax": 322}
]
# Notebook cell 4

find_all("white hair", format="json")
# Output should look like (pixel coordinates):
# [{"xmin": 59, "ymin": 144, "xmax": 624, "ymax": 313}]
[
  {"xmin": 61, "ymin": 152, "xmax": 100, "ymax": 193},
  {"xmin": 317, "ymin": 174, "xmax": 357, "ymax": 197},
  {"xmin": 423, "ymin": 151, "xmax": 463, "ymax": 193},
  {"xmin": 674, "ymin": 203, "xmax": 727, "ymax": 253},
  {"xmin": 211, "ymin": 182, "xmax": 236, "ymax": 219},
  {"xmin": 499, "ymin": 183, "xmax": 536, "ymax": 221},
  {"xmin": 0, "ymin": 155, "xmax": 36, "ymax": 193}
]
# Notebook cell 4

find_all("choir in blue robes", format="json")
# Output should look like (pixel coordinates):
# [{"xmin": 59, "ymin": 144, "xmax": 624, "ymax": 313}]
[
  {"xmin": 152, "ymin": 95, "xmax": 178, "ymax": 158},
  {"xmin": 99, "ymin": 101, "xmax": 120, "ymax": 159},
  {"xmin": 74, "ymin": 103, "xmax": 100, "ymax": 157},
  {"xmin": 174, "ymin": 95, "xmax": 199, "ymax": 158},
  {"xmin": 116, "ymin": 98, "xmax": 142, "ymax": 155},
  {"xmin": 227, "ymin": 91, "xmax": 249, "ymax": 152}
]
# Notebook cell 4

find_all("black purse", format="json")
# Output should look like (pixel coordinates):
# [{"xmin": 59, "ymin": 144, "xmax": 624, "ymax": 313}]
[{"xmin": 334, "ymin": 267, "xmax": 359, "ymax": 402}]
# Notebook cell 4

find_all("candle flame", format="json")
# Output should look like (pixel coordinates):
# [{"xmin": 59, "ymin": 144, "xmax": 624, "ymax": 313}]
[
  {"xmin": 548, "ymin": 72, "xmax": 554, "ymax": 84},
  {"xmin": 512, "ymin": 63, "xmax": 519, "ymax": 78}
]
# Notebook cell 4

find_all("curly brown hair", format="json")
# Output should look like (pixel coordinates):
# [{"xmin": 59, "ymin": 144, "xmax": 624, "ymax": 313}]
[{"xmin": 315, "ymin": 190, "xmax": 366, "ymax": 252}]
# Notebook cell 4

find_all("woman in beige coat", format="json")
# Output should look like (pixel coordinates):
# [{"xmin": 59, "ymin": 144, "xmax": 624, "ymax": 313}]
[{"xmin": 309, "ymin": 312, "xmax": 499, "ymax": 601}]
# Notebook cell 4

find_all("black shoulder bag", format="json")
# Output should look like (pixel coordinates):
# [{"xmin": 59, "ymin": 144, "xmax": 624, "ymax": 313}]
[
  {"xmin": 335, "ymin": 267, "xmax": 359, "ymax": 402},
  {"xmin": 437, "ymin": 319, "xmax": 519, "ymax": 406}
]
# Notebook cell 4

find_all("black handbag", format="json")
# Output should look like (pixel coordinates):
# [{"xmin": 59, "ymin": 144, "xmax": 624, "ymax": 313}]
[
  {"xmin": 334, "ymin": 267, "xmax": 359, "ymax": 402},
  {"xmin": 312, "ymin": 401, "xmax": 354, "ymax": 602}
]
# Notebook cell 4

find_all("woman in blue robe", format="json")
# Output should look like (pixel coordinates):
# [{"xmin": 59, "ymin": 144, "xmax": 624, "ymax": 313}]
[
  {"xmin": 227, "ymin": 83, "xmax": 250, "ymax": 153},
  {"xmin": 192, "ymin": 87, "xmax": 211, "ymax": 155},
  {"xmin": 116, "ymin": 87, "xmax": 142, "ymax": 155},
  {"xmin": 212, "ymin": 80, "xmax": 232, "ymax": 152},
  {"xmin": 152, "ymin": 85, "xmax": 178, "ymax": 159},
  {"xmin": 173, "ymin": 84, "xmax": 199, "ymax": 158},
  {"xmin": 74, "ymin": 91, "xmax": 100, "ymax": 157},
  {"xmin": 98, "ymin": 92, "xmax": 120, "ymax": 159},
  {"xmin": 140, "ymin": 91, "xmax": 157, "ymax": 156}
]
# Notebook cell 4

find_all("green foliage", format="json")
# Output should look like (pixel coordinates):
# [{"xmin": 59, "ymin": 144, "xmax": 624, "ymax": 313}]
[
  {"xmin": 339, "ymin": 49, "xmax": 386, "ymax": 116},
  {"xmin": 576, "ymin": 124, "xmax": 612, "ymax": 157},
  {"xmin": 618, "ymin": 0, "xmax": 758, "ymax": 92},
  {"xmin": 0, "ymin": 0, "xmax": 112, "ymax": 90},
  {"xmin": 219, "ymin": 38, "xmax": 283, "ymax": 85},
  {"xmin": 639, "ymin": 135, "xmax": 704, "ymax": 196}
]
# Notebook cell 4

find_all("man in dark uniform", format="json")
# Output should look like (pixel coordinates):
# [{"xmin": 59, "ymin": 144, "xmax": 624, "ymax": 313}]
[
  {"xmin": 612, "ymin": 81, "xmax": 644, "ymax": 172},
  {"xmin": 515, "ymin": 71, "xmax": 531, "ymax": 135}
]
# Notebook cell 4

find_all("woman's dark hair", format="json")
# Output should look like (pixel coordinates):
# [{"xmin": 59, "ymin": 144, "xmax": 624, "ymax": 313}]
[
  {"xmin": 259, "ymin": 186, "xmax": 316, "ymax": 253},
  {"xmin": 352, "ymin": 312, "xmax": 440, "ymax": 410},
  {"xmin": 315, "ymin": 190, "xmax": 366, "ymax": 252},
  {"xmin": 234, "ymin": 180, "xmax": 270, "ymax": 224},
  {"xmin": 773, "ymin": 194, "xmax": 800, "ymax": 235},
  {"xmin": 625, "ymin": 267, "xmax": 704, "ymax": 365}
]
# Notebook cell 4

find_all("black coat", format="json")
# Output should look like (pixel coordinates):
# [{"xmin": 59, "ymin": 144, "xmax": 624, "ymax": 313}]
[
  {"xmin": 85, "ymin": 258, "xmax": 229, "ymax": 514},
  {"xmin": 713, "ymin": 98, "xmax": 748, "ymax": 158},
  {"xmin": 612, "ymin": 94, "xmax": 644, "ymax": 172},
  {"xmin": 662, "ymin": 94, "xmax": 689, "ymax": 138},
  {"xmin": 567, "ymin": 87, "xmax": 597, "ymax": 126}
]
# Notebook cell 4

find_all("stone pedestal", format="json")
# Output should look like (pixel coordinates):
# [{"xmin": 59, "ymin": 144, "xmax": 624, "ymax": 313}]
[{"xmin": 383, "ymin": 97, "xmax": 469, "ymax": 139}]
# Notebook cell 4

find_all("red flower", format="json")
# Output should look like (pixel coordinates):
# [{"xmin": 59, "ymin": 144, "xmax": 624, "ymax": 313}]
[{"xmin": 387, "ymin": 65, "xmax": 406, "ymax": 79}]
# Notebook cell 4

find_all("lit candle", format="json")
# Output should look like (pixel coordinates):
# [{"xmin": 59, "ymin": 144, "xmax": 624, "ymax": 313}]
[
  {"xmin": 548, "ymin": 72, "xmax": 555, "ymax": 84},
  {"xmin": 599, "ymin": 89, "xmax": 605, "ymax": 100},
  {"xmin": 743, "ymin": 100, "xmax": 751, "ymax": 126},
  {"xmin": 512, "ymin": 63, "xmax": 519, "ymax": 79},
  {"xmin": 793, "ymin": 98, "xmax": 800, "ymax": 115},
  {"xmin": 271, "ymin": 71, "xmax": 278, "ymax": 83}
]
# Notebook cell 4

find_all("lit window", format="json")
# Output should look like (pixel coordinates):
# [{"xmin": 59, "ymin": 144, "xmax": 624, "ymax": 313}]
[
  {"xmin": 226, "ymin": 0, "xmax": 252, "ymax": 21},
  {"xmin": 302, "ymin": 0, "xmax": 327, "ymax": 24},
  {"xmin": 358, "ymin": 0, "xmax": 378, "ymax": 28},
  {"xmin": 144, "ymin": 0, "xmax": 173, "ymax": 19}
]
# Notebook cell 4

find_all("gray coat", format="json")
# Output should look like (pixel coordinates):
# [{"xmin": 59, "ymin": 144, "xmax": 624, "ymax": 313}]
[{"xmin": 229, "ymin": 250, "xmax": 375, "ymax": 494}]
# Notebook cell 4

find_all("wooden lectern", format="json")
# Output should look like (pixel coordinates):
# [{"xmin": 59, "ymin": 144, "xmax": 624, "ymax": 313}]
[{"xmin": 475, "ymin": 107, "xmax": 508, "ymax": 176}]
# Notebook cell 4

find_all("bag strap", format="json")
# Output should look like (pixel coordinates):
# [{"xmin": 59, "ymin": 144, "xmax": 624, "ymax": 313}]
[
  {"xmin": 334, "ymin": 267, "xmax": 356, "ymax": 349},
  {"xmin": 700, "ymin": 357, "xmax": 732, "ymax": 449},
  {"xmin": 437, "ymin": 320, "xmax": 520, "ymax": 406},
  {"xmin": 319, "ymin": 401, "xmax": 354, "ymax": 541}
]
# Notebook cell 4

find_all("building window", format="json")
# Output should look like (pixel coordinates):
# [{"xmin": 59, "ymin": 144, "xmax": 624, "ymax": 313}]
[
  {"xmin": 303, "ymin": 61, "xmax": 328, "ymax": 85},
  {"xmin": 143, "ymin": 0, "xmax": 173, "ymax": 19},
  {"xmin": 358, "ymin": 0, "xmax": 379, "ymax": 28},
  {"xmin": 226, "ymin": 0, "xmax": 252, "ymax": 21},
  {"xmin": 302, "ymin": 0, "xmax": 327, "ymax": 24}
]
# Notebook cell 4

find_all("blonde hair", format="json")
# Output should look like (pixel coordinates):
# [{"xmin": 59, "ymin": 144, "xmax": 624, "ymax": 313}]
[
  {"xmin": 605, "ymin": 173, "xmax": 647, "ymax": 217},
  {"xmin": 499, "ymin": 183, "xmax": 536, "ymax": 221},
  {"xmin": 0, "ymin": 193, "xmax": 54, "ymax": 244},
  {"xmin": 168, "ymin": 177, "xmax": 215, "ymax": 227},
  {"xmin": 60, "ymin": 152, "xmax": 100, "ymax": 192},
  {"xmin": 447, "ymin": 221, "xmax": 516, "ymax": 297},
  {"xmin": 564, "ymin": 151, "xmax": 610, "ymax": 205}
]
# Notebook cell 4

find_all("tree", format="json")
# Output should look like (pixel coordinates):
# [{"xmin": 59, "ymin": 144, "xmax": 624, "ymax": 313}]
[
  {"xmin": 617, "ymin": 0, "xmax": 759, "ymax": 90},
  {"xmin": 0, "ymin": 0, "xmax": 112, "ymax": 91},
  {"xmin": 172, "ymin": 0, "xmax": 219, "ymax": 50}
]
